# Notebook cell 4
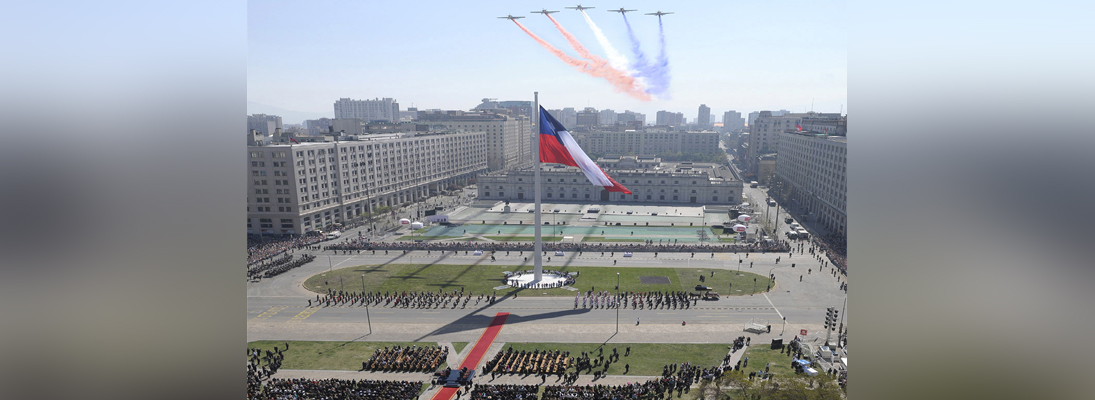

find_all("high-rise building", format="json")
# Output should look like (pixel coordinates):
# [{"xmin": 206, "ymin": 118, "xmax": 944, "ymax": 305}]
[
  {"xmin": 616, "ymin": 110, "xmax": 646, "ymax": 127},
  {"xmin": 697, "ymin": 104, "xmax": 711, "ymax": 127},
  {"xmin": 416, "ymin": 110, "xmax": 530, "ymax": 170},
  {"xmin": 333, "ymin": 97, "xmax": 400, "ymax": 122},
  {"xmin": 746, "ymin": 111, "xmax": 843, "ymax": 174},
  {"xmin": 248, "ymin": 114, "xmax": 283, "ymax": 137},
  {"xmin": 305, "ymin": 118, "xmax": 333, "ymax": 135},
  {"xmin": 746, "ymin": 111, "xmax": 804, "ymax": 173},
  {"xmin": 747, "ymin": 111, "xmax": 761, "ymax": 127},
  {"xmin": 576, "ymin": 107, "xmax": 599, "ymax": 128},
  {"xmin": 775, "ymin": 124, "xmax": 847, "ymax": 236},
  {"xmin": 247, "ymin": 130, "xmax": 488, "ymax": 235},
  {"xmin": 599, "ymin": 109, "xmax": 617, "ymax": 126},
  {"xmin": 722, "ymin": 111, "xmax": 745, "ymax": 132},
  {"xmin": 656, "ymin": 111, "xmax": 685, "ymax": 126}
]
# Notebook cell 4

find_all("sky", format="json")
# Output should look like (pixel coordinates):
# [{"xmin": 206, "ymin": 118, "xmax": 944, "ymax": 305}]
[{"xmin": 248, "ymin": 0, "xmax": 846, "ymax": 124}]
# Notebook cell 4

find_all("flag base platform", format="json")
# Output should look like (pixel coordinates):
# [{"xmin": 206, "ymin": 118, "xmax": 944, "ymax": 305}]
[{"xmin": 504, "ymin": 271, "xmax": 571, "ymax": 288}]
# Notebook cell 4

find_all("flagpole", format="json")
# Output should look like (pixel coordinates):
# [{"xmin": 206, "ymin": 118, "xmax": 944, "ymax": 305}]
[{"xmin": 533, "ymin": 92, "xmax": 543, "ymax": 282}]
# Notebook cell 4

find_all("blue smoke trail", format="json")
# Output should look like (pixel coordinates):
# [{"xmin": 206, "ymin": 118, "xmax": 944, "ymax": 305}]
[
  {"xmin": 622, "ymin": 14, "xmax": 670, "ymax": 98},
  {"xmin": 653, "ymin": 17, "xmax": 671, "ymax": 99}
]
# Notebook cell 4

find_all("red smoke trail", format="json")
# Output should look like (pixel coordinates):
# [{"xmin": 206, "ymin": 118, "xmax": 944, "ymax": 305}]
[
  {"xmin": 513, "ymin": 20, "xmax": 650, "ymax": 101},
  {"xmin": 546, "ymin": 15, "xmax": 600, "ymax": 62}
]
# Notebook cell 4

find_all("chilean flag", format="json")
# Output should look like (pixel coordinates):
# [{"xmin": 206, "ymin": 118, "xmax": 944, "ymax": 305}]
[
  {"xmin": 539, "ymin": 106, "xmax": 631, "ymax": 194},
  {"xmin": 796, "ymin": 123, "xmax": 803, "ymax": 132}
]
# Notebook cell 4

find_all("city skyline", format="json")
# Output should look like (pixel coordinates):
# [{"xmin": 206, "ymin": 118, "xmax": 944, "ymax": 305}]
[{"xmin": 248, "ymin": 0, "xmax": 846, "ymax": 124}]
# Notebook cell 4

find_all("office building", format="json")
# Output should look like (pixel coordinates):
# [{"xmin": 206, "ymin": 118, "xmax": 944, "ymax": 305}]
[
  {"xmin": 722, "ymin": 111, "xmax": 745, "ymax": 132},
  {"xmin": 656, "ymin": 111, "xmax": 685, "ymax": 126},
  {"xmin": 746, "ymin": 111, "xmax": 812, "ymax": 173},
  {"xmin": 598, "ymin": 109, "xmax": 617, "ymax": 126},
  {"xmin": 574, "ymin": 130, "xmax": 720, "ymax": 156},
  {"xmin": 247, "ymin": 130, "xmax": 488, "ymax": 235},
  {"xmin": 775, "ymin": 127, "xmax": 847, "ymax": 235},
  {"xmin": 248, "ymin": 114, "xmax": 283, "ymax": 138},
  {"xmin": 333, "ymin": 97, "xmax": 400, "ymax": 122},
  {"xmin": 616, "ymin": 110, "xmax": 646, "ymax": 126},
  {"xmin": 697, "ymin": 104, "xmax": 711, "ymax": 128},
  {"xmin": 576, "ymin": 107, "xmax": 599, "ymax": 128},
  {"xmin": 416, "ymin": 110, "xmax": 530, "ymax": 170}
]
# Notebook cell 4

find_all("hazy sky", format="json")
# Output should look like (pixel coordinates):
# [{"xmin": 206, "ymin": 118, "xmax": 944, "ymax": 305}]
[{"xmin": 248, "ymin": 0, "xmax": 846, "ymax": 123}]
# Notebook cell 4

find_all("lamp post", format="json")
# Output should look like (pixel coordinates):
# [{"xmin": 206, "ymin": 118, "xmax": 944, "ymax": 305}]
[
  {"xmin": 615, "ymin": 272, "xmax": 620, "ymax": 334},
  {"xmin": 781, "ymin": 316, "xmax": 786, "ymax": 335},
  {"xmin": 363, "ymin": 274, "xmax": 372, "ymax": 334}
]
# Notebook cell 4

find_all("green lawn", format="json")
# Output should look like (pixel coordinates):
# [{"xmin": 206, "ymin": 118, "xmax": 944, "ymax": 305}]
[
  {"xmin": 247, "ymin": 340, "xmax": 453, "ymax": 370},
  {"xmin": 500, "ymin": 342, "xmax": 730, "ymax": 376},
  {"xmin": 304, "ymin": 264, "xmax": 772, "ymax": 297},
  {"xmin": 452, "ymin": 342, "xmax": 468, "ymax": 354},
  {"xmin": 739, "ymin": 344, "xmax": 798, "ymax": 377}
]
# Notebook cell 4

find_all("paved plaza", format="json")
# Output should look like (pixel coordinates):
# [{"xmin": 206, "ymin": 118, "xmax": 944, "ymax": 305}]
[{"xmin": 248, "ymin": 188, "xmax": 847, "ymax": 399}]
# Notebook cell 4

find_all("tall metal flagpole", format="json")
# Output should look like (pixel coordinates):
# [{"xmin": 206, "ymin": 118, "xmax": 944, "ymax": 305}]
[{"xmin": 533, "ymin": 92, "xmax": 543, "ymax": 282}]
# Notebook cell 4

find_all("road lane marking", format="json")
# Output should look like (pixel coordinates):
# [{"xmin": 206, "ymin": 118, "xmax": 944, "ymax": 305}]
[
  {"xmin": 251, "ymin": 306, "xmax": 286, "ymax": 321},
  {"xmin": 287, "ymin": 307, "xmax": 320, "ymax": 323},
  {"xmin": 762, "ymin": 293, "xmax": 784, "ymax": 320}
]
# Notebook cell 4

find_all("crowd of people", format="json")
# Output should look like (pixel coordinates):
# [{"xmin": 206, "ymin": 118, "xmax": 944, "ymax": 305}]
[
  {"xmin": 813, "ymin": 234, "xmax": 847, "ymax": 274},
  {"xmin": 541, "ymin": 373, "xmax": 713, "ymax": 400},
  {"xmin": 247, "ymin": 234, "xmax": 326, "ymax": 265},
  {"xmin": 247, "ymin": 254, "xmax": 316, "ymax": 280},
  {"xmin": 483, "ymin": 348, "xmax": 570, "ymax": 376},
  {"xmin": 323, "ymin": 238, "xmax": 790, "ymax": 254},
  {"xmin": 248, "ymin": 378, "xmax": 423, "ymax": 400},
  {"xmin": 469, "ymin": 384, "xmax": 539, "ymax": 400},
  {"xmin": 247, "ymin": 344, "xmax": 289, "ymax": 399},
  {"xmin": 310, "ymin": 289, "xmax": 497, "ymax": 309},
  {"xmin": 363, "ymin": 344, "xmax": 448, "ymax": 372}
]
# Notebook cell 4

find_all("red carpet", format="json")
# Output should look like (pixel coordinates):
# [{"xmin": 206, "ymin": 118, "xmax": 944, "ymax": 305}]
[{"xmin": 430, "ymin": 312, "xmax": 510, "ymax": 400}]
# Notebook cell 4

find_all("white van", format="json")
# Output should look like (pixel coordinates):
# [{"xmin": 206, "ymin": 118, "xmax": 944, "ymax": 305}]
[
  {"xmin": 325, "ymin": 230, "xmax": 341, "ymax": 239},
  {"xmin": 749, "ymin": 181, "xmax": 759, "ymax": 188}
]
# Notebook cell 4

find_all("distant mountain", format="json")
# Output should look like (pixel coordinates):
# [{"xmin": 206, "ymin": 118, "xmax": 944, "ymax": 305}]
[{"xmin": 247, "ymin": 101, "xmax": 332, "ymax": 125}]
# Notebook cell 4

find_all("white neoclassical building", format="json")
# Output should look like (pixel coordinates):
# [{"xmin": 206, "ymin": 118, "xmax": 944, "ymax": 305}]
[{"xmin": 478, "ymin": 156, "xmax": 742, "ymax": 205}]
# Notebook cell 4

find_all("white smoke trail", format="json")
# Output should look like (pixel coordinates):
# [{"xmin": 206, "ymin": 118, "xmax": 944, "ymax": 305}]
[{"xmin": 579, "ymin": 10, "xmax": 633, "ymax": 75}]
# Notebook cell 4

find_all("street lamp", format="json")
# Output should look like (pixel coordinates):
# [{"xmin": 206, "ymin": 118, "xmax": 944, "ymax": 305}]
[
  {"xmin": 363, "ymin": 274, "xmax": 372, "ymax": 334},
  {"xmin": 615, "ymin": 273, "xmax": 621, "ymax": 334},
  {"xmin": 781, "ymin": 316, "xmax": 786, "ymax": 335}
]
